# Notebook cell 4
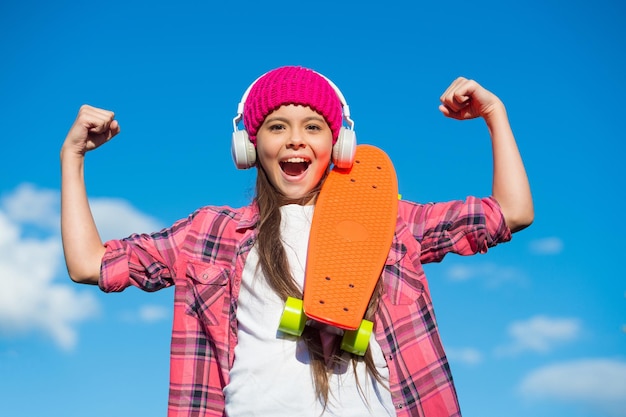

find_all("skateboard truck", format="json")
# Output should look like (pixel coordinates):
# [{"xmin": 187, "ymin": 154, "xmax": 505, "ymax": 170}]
[{"xmin": 279, "ymin": 297, "xmax": 374, "ymax": 356}]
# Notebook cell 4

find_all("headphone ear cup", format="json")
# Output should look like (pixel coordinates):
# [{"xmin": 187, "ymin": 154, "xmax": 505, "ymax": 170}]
[
  {"xmin": 332, "ymin": 127, "xmax": 357, "ymax": 169},
  {"xmin": 231, "ymin": 129, "xmax": 256, "ymax": 169}
]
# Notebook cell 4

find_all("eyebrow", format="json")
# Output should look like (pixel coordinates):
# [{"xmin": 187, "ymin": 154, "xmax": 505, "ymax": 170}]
[{"xmin": 264, "ymin": 115, "xmax": 326, "ymax": 124}]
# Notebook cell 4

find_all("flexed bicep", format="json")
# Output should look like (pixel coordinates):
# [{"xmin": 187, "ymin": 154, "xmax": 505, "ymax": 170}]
[{"xmin": 60, "ymin": 105, "xmax": 120, "ymax": 284}]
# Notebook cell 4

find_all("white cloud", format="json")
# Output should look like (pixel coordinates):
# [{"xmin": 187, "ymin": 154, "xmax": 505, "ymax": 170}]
[
  {"xmin": 0, "ymin": 184, "xmax": 163, "ymax": 350},
  {"xmin": 1, "ymin": 183, "xmax": 60, "ymax": 230},
  {"xmin": 446, "ymin": 262, "xmax": 526, "ymax": 288},
  {"xmin": 119, "ymin": 305, "xmax": 170, "ymax": 324},
  {"xmin": 496, "ymin": 315, "xmax": 581, "ymax": 356},
  {"xmin": 0, "ymin": 206, "xmax": 98, "ymax": 350},
  {"xmin": 90, "ymin": 198, "xmax": 162, "ymax": 242},
  {"xmin": 529, "ymin": 237, "xmax": 564, "ymax": 255},
  {"xmin": 138, "ymin": 305, "xmax": 170, "ymax": 322},
  {"xmin": 519, "ymin": 358, "xmax": 626, "ymax": 417},
  {"xmin": 445, "ymin": 347, "xmax": 483, "ymax": 366}
]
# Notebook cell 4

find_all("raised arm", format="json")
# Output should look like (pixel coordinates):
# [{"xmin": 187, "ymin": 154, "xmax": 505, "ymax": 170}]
[
  {"xmin": 439, "ymin": 77, "xmax": 534, "ymax": 233},
  {"xmin": 60, "ymin": 105, "xmax": 121, "ymax": 284}
]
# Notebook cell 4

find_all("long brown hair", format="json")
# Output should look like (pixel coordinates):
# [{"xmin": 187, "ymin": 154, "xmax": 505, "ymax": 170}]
[{"xmin": 254, "ymin": 164, "xmax": 387, "ymax": 407}]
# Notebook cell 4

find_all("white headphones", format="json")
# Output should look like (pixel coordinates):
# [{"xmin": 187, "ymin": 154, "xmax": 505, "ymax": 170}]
[{"xmin": 231, "ymin": 71, "xmax": 357, "ymax": 170}]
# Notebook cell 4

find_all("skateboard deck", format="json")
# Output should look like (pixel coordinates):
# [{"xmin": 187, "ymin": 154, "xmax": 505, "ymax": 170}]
[{"xmin": 303, "ymin": 144, "xmax": 398, "ymax": 330}]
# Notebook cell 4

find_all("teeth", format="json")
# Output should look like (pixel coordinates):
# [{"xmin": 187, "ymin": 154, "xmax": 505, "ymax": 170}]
[{"xmin": 283, "ymin": 157, "xmax": 309, "ymax": 163}]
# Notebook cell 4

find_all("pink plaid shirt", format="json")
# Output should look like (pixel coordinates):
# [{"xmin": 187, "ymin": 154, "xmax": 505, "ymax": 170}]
[{"xmin": 100, "ymin": 196, "xmax": 510, "ymax": 416}]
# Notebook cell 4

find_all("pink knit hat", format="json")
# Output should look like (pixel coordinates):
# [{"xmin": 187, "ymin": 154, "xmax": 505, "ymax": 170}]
[{"xmin": 243, "ymin": 66, "xmax": 343, "ymax": 145}]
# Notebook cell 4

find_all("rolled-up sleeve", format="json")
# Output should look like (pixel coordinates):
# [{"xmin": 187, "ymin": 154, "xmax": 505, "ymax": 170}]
[
  {"xmin": 99, "ymin": 239, "xmax": 134, "ymax": 292},
  {"xmin": 99, "ymin": 214, "xmax": 195, "ymax": 293},
  {"xmin": 400, "ymin": 196, "xmax": 512, "ymax": 264}
]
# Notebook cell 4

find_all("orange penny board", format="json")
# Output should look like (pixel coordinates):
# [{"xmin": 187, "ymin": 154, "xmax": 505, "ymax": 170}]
[{"xmin": 303, "ymin": 145, "xmax": 398, "ymax": 330}]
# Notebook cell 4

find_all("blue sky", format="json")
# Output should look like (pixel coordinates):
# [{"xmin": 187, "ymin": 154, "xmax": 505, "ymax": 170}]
[{"xmin": 1, "ymin": 0, "xmax": 625, "ymax": 416}]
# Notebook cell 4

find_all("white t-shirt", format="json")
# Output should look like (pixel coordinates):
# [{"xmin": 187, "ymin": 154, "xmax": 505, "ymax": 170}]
[{"xmin": 224, "ymin": 204, "xmax": 395, "ymax": 416}]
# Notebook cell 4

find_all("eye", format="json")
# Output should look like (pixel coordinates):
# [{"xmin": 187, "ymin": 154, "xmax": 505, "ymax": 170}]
[
  {"xmin": 305, "ymin": 124, "xmax": 322, "ymax": 131},
  {"xmin": 268, "ymin": 123, "xmax": 285, "ymax": 131}
]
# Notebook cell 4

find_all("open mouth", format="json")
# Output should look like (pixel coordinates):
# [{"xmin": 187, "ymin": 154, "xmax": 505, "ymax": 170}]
[{"xmin": 280, "ymin": 157, "xmax": 310, "ymax": 176}]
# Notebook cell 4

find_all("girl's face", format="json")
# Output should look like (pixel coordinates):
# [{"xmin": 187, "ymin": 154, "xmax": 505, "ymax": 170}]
[{"xmin": 256, "ymin": 104, "xmax": 333, "ymax": 204}]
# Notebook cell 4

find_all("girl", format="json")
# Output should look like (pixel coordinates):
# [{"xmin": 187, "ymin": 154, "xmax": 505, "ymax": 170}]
[{"xmin": 60, "ymin": 66, "xmax": 533, "ymax": 416}]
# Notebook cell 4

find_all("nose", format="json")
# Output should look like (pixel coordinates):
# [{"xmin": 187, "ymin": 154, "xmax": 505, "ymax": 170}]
[{"xmin": 286, "ymin": 129, "xmax": 306, "ymax": 149}]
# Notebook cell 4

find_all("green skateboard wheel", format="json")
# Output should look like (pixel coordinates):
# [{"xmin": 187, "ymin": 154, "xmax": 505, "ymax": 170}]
[
  {"xmin": 341, "ymin": 319, "xmax": 373, "ymax": 356},
  {"xmin": 278, "ymin": 297, "xmax": 306, "ymax": 336}
]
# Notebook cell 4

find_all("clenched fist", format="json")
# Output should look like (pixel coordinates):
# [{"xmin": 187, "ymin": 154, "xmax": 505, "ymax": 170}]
[
  {"xmin": 61, "ymin": 105, "xmax": 120, "ymax": 156},
  {"xmin": 439, "ymin": 77, "xmax": 504, "ymax": 121}
]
